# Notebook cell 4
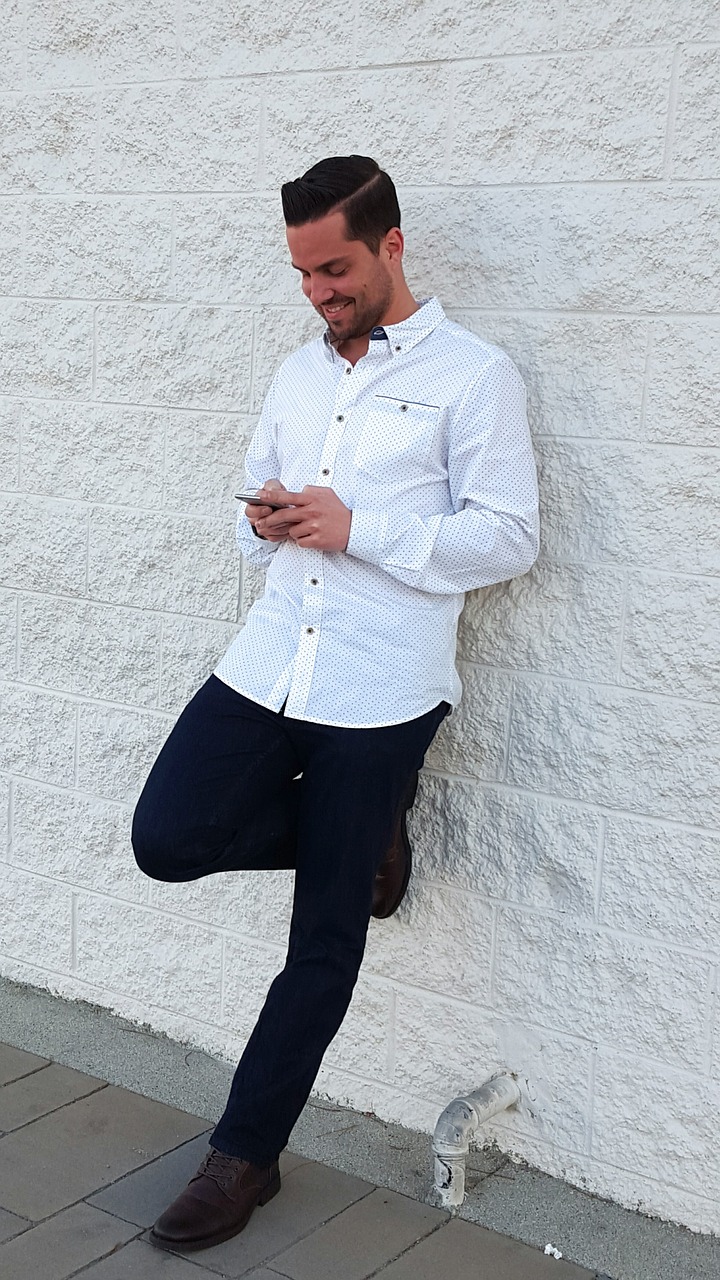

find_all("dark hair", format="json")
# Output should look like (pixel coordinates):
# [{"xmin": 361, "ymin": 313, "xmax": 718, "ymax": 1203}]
[{"xmin": 281, "ymin": 156, "xmax": 401, "ymax": 254}]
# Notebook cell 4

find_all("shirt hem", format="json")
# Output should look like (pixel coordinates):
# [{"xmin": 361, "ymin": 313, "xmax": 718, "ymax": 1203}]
[{"xmin": 213, "ymin": 668, "xmax": 455, "ymax": 728}]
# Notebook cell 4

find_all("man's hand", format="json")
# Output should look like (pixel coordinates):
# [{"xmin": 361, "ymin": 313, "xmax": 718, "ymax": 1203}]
[
  {"xmin": 245, "ymin": 479, "xmax": 292, "ymax": 543},
  {"xmin": 255, "ymin": 486, "xmax": 352, "ymax": 552}
]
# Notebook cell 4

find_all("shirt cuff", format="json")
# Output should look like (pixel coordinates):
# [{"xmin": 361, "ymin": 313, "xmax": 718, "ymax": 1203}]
[{"xmin": 345, "ymin": 509, "xmax": 388, "ymax": 565}]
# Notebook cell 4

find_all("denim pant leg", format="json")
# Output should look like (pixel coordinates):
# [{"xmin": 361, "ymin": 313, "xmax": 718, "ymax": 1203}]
[
  {"xmin": 131, "ymin": 675, "xmax": 303, "ymax": 880},
  {"xmin": 211, "ymin": 700, "xmax": 450, "ymax": 1164}
]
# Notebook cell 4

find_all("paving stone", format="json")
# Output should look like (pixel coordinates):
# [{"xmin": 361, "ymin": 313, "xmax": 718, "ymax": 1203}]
[
  {"xmin": 78, "ymin": 1238, "xmax": 211, "ymax": 1277},
  {"xmin": 271, "ymin": 1186, "xmax": 447, "ymax": 1280},
  {"xmin": 0, "ymin": 1202, "xmax": 137, "ymax": 1280},
  {"xmin": 375, "ymin": 1217, "xmax": 595, "ymax": 1278},
  {"xmin": 168, "ymin": 1160, "xmax": 374, "ymax": 1276},
  {"xmin": 91, "ymin": 1139, "xmax": 307, "ymax": 1229},
  {"xmin": 0, "ymin": 1206, "xmax": 29, "ymax": 1244},
  {"xmin": 0, "ymin": 1063, "xmax": 106, "ymax": 1131},
  {"xmin": 0, "ymin": 1044, "xmax": 49, "ymax": 1086},
  {"xmin": 0, "ymin": 1085, "xmax": 208, "ymax": 1220}
]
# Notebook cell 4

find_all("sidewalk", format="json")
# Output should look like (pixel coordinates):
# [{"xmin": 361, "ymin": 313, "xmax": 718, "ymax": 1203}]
[{"xmin": 0, "ymin": 1042, "xmax": 600, "ymax": 1279}]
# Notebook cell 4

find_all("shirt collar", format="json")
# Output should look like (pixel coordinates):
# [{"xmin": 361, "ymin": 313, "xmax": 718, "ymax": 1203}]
[{"xmin": 322, "ymin": 296, "xmax": 446, "ymax": 362}]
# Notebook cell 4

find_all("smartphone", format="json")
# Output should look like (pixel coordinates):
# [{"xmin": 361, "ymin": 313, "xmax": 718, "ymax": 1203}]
[{"xmin": 235, "ymin": 490, "xmax": 290, "ymax": 511}]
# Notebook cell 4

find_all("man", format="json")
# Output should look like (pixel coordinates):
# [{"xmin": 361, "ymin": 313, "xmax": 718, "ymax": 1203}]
[{"xmin": 132, "ymin": 155, "xmax": 539, "ymax": 1252}]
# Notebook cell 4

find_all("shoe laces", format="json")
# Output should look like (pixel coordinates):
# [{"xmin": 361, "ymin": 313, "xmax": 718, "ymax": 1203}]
[{"xmin": 194, "ymin": 1148, "xmax": 243, "ymax": 1191}]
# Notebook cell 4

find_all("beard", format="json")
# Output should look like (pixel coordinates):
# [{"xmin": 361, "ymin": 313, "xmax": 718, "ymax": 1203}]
[{"xmin": 317, "ymin": 271, "xmax": 395, "ymax": 343}]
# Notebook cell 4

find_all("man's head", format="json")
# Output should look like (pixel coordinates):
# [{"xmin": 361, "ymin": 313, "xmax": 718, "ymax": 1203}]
[{"xmin": 282, "ymin": 156, "xmax": 407, "ymax": 343}]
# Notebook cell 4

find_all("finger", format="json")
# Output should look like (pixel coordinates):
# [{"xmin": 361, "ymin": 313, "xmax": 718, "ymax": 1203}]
[{"xmin": 260, "ymin": 508, "xmax": 306, "ymax": 530}]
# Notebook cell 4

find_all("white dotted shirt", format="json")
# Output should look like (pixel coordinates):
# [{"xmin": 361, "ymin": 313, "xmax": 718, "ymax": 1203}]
[{"xmin": 215, "ymin": 297, "xmax": 539, "ymax": 727}]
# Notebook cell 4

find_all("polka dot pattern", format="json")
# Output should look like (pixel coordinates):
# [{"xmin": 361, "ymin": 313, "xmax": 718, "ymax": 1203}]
[{"xmin": 215, "ymin": 297, "xmax": 539, "ymax": 727}]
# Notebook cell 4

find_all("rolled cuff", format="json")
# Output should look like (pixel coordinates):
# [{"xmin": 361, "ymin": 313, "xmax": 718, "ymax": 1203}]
[{"xmin": 345, "ymin": 509, "xmax": 389, "ymax": 564}]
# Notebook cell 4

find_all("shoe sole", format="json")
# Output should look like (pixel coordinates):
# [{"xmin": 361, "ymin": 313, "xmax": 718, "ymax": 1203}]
[{"xmin": 148, "ymin": 1172, "xmax": 281, "ymax": 1253}]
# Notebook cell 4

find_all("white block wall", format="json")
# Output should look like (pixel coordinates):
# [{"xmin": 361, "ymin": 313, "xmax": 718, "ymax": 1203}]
[{"xmin": 1, "ymin": 1, "xmax": 719, "ymax": 1234}]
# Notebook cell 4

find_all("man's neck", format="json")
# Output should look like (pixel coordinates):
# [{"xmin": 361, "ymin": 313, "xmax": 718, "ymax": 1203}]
[{"xmin": 337, "ymin": 290, "xmax": 420, "ymax": 365}]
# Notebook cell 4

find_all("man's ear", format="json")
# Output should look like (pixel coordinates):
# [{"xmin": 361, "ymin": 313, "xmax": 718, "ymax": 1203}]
[{"xmin": 384, "ymin": 227, "xmax": 404, "ymax": 264}]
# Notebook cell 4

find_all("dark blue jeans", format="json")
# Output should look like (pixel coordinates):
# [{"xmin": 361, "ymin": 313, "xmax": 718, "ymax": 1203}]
[{"xmin": 131, "ymin": 674, "xmax": 450, "ymax": 1166}]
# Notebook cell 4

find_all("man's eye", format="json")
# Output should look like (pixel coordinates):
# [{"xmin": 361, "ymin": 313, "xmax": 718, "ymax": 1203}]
[{"xmin": 328, "ymin": 268, "xmax": 347, "ymax": 277}]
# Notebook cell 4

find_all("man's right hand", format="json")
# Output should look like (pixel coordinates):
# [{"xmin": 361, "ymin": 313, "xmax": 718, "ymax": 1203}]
[{"xmin": 245, "ymin": 479, "xmax": 292, "ymax": 543}]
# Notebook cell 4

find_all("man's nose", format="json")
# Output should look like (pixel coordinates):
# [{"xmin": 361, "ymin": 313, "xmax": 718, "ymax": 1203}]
[{"xmin": 308, "ymin": 280, "xmax": 335, "ymax": 307}]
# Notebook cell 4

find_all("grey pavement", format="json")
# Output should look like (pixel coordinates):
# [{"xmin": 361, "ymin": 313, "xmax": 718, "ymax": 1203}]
[{"xmin": 0, "ymin": 1042, "xmax": 598, "ymax": 1280}]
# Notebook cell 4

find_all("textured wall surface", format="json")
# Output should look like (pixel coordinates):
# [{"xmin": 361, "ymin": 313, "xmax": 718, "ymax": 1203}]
[{"xmin": 1, "ymin": 0, "xmax": 719, "ymax": 1233}]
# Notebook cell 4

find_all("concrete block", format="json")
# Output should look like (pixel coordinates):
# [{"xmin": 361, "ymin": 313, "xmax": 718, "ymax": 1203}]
[
  {"xmin": 424, "ymin": 663, "xmax": 510, "ymax": 781},
  {"xmin": 18, "ymin": 596, "xmax": 161, "ymax": 705},
  {"xmin": 265, "ymin": 67, "xmax": 451, "ymax": 188},
  {"xmin": 621, "ymin": 572, "xmax": 720, "ymax": 703},
  {"xmin": 0, "ymin": 401, "xmax": 20, "ymax": 490},
  {"xmin": 645, "ymin": 320, "xmax": 720, "ymax": 446},
  {"xmin": 87, "ymin": 508, "xmax": 238, "ymax": 619},
  {"xmin": 177, "ymin": 0, "xmax": 350, "ymax": 75},
  {"xmin": 673, "ymin": 47, "xmax": 720, "ymax": 180},
  {"xmin": 12, "ymin": 779, "xmax": 147, "ymax": 904},
  {"xmin": 75, "ymin": 702, "xmax": 173, "ymax": 804},
  {"xmin": 0, "ymin": 1083, "xmax": 207, "ymax": 1219},
  {"xmin": 508, "ymin": 676, "xmax": 720, "ymax": 826},
  {"xmin": 1, "ymin": 494, "xmax": 87, "ymax": 595},
  {"xmin": 365, "ymin": 880, "xmax": 494, "ymax": 1001},
  {"xmin": 96, "ymin": 303, "xmax": 253, "ymax": 411},
  {"xmin": 0, "ymin": 1061, "xmax": 104, "ymax": 1131},
  {"xmin": 174, "ymin": 197, "xmax": 299, "ymax": 306},
  {"xmin": 0, "ymin": 1203, "xmax": 136, "ymax": 1280},
  {"xmin": 21, "ymin": 401, "xmax": 166, "ymax": 506},
  {"xmin": 361, "ymin": 0, "xmax": 559, "ymax": 64},
  {"xmin": 393, "ymin": 989, "xmax": 592, "ymax": 1153},
  {"xmin": 600, "ymin": 816, "xmax": 720, "ymax": 953},
  {"xmin": 0, "ymin": 201, "xmax": 23, "ymax": 292},
  {"xmin": 88, "ymin": 1132, "xmax": 212, "ymax": 1227},
  {"xmin": 402, "ymin": 187, "xmax": 546, "ymax": 309},
  {"xmin": 0, "ymin": 683, "xmax": 76, "ymax": 786},
  {"xmin": 592, "ymin": 1055, "xmax": 720, "ymax": 1206},
  {"xmin": 159, "ymin": 615, "xmax": 238, "ymax": 711},
  {"xmin": 152, "ymin": 867, "xmax": 294, "ymax": 947},
  {"xmin": 163, "ymin": 411, "xmax": 252, "ymax": 516},
  {"xmin": 544, "ymin": 186, "xmax": 720, "ymax": 311},
  {"xmin": 379, "ymin": 1217, "xmax": 592, "ymax": 1280},
  {"xmin": 0, "ymin": 866, "xmax": 72, "ymax": 970},
  {"xmin": 0, "ymin": 773, "xmax": 9, "ymax": 855},
  {"xmin": 457, "ymin": 562, "xmax": 624, "ymax": 681},
  {"xmin": 252, "ymin": 309, "xmax": 324, "ymax": 412},
  {"xmin": 410, "ymin": 772, "xmax": 599, "ymax": 917},
  {"xmin": 0, "ymin": 1043, "xmax": 50, "ymax": 1087},
  {"xmin": 26, "ymin": 0, "xmax": 177, "ymax": 87},
  {"xmin": 0, "ymin": 89, "xmax": 96, "ymax": 192},
  {"xmin": 26, "ymin": 198, "xmax": 173, "ymax": 299},
  {"xmin": 494, "ymin": 908, "xmax": 711, "ymax": 1070},
  {"xmin": 0, "ymin": 300, "xmax": 92, "ymax": 397},
  {"xmin": 99, "ymin": 81, "xmax": 261, "ymax": 191},
  {"xmin": 450, "ymin": 312, "xmax": 647, "ymax": 441},
  {"xmin": 0, "ymin": 590, "xmax": 15, "ymax": 679},
  {"xmin": 0, "ymin": 0, "xmax": 23, "ymax": 91},
  {"xmin": 453, "ymin": 51, "xmax": 669, "ymax": 184},
  {"xmin": 75, "ymin": 895, "xmax": 224, "ymax": 1021},
  {"xmin": 537, "ymin": 440, "xmax": 720, "ymax": 576},
  {"xmin": 560, "ymin": 0, "xmax": 720, "ymax": 47},
  {"xmin": 324, "ymin": 978, "xmax": 391, "ymax": 1080}
]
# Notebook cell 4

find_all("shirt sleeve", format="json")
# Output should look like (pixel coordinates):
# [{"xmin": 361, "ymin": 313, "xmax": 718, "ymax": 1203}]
[
  {"xmin": 345, "ymin": 353, "xmax": 539, "ymax": 595},
  {"xmin": 235, "ymin": 378, "xmax": 285, "ymax": 567}
]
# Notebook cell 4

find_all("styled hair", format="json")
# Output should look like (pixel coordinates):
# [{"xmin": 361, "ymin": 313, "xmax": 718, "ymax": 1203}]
[{"xmin": 281, "ymin": 156, "xmax": 401, "ymax": 253}]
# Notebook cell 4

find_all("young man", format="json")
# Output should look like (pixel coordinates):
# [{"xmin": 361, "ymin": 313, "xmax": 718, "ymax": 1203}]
[{"xmin": 132, "ymin": 155, "xmax": 539, "ymax": 1252}]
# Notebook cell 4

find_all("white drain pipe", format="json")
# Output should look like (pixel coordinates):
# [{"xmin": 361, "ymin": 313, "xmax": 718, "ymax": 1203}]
[{"xmin": 432, "ymin": 1073, "xmax": 521, "ymax": 1209}]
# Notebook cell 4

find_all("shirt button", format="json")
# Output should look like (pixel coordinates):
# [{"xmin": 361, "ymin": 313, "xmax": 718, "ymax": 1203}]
[
  {"xmin": 395, "ymin": 345, "xmax": 401, "ymax": 352},
  {"xmin": 345, "ymin": 367, "xmax": 352, "ymax": 375},
  {"xmin": 400, "ymin": 403, "xmax": 408, "ymax": 411},
  {"xmin": 310, "ymin": 578, "xmax": 318, "ymax": 585},
  {"xmin": 336, "ymin": 414, "xmax": 344, "ymax": 422},
  {"xmin": 306, "ymin": 627, "xmax": 314, "ymax": 634},
  {"xmin": 321, "ymin": 467, "xmax": 330, "ymax": 475}
]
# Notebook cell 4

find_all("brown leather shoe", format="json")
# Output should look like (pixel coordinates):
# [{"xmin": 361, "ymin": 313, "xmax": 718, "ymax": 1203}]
[
  {"xmin": 372, "ymin": 771, "xmax": 419, "ymax": 919},
  {"xmin": 149, "ymin": 1147, "xmax": 280, "ymax": 1252}
]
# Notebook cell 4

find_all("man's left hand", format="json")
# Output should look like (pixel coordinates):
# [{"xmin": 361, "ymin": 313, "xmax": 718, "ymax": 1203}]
[{"xmin": 255, "ymin": 486, "xmax": 352, "ymax": 552}]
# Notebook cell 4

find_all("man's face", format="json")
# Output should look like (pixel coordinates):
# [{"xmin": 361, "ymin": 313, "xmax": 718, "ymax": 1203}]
[{"xmin": 286, "ymin": 210, "xmax": 395, "ymax": 343}]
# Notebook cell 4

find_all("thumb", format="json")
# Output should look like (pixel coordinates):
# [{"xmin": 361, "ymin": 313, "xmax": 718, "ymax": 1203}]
[{"xmin": 262, "ymin": 478, "xmax": 286, "ymax": 492}]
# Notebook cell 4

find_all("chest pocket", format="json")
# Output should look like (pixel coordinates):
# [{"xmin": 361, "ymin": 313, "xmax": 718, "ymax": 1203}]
[{"xmin": 353, "ymin": 396, "xmax": 441, "ymax": 481}]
